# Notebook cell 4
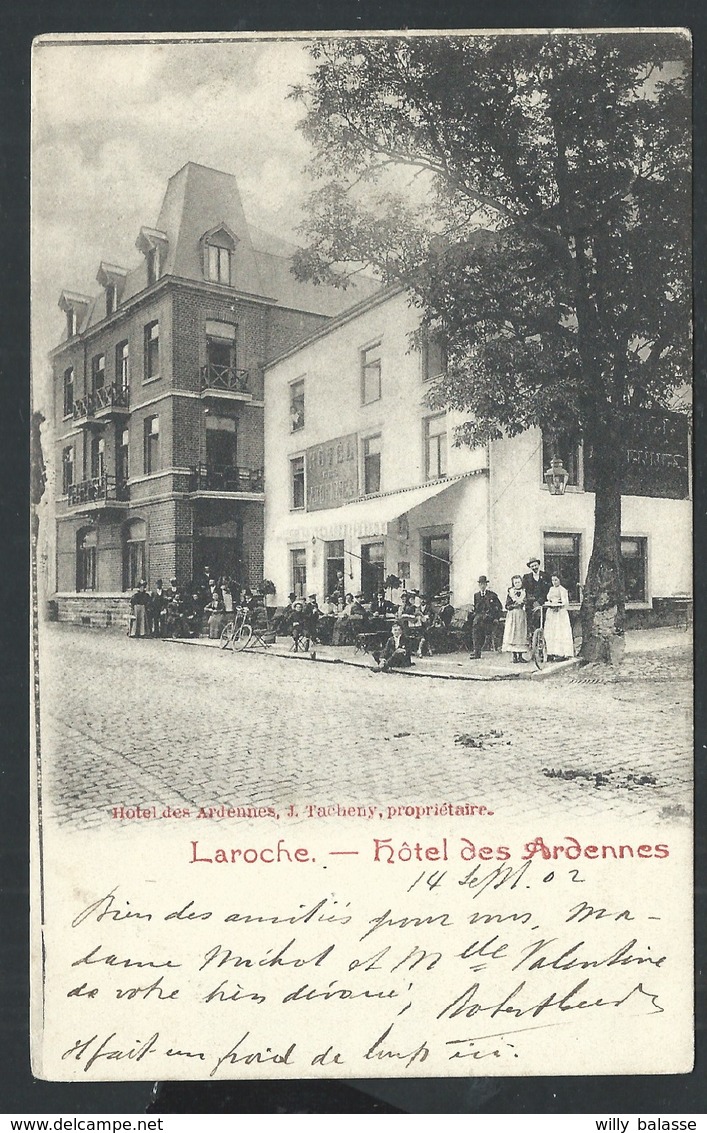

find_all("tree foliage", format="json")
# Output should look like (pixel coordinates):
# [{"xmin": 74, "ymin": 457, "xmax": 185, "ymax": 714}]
[{"xmin": 291, "ymin": 34, "xmax": 691, "ymax": 448}]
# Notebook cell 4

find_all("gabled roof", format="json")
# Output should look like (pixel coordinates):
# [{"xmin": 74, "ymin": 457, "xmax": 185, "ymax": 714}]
[
  {"xmin": 96, "ymin": 262, "xmax": 128, "ymax": 287},
  {"xmin": 58, "ymin": 290, "xmax": 92, "ymax": 311}
]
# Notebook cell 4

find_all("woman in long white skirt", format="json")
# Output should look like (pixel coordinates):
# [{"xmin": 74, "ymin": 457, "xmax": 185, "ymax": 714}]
[
  {"xmin": 502, "ymin": 575, "xmax": 528, "ymax": 663},
  {"xmin": 543, "ymin": 574, "xmax": 575, "ymax": 660}
]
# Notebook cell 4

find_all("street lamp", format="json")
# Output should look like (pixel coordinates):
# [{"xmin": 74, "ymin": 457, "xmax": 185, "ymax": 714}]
[{"xmin": 544, "ymin": 457, "xmax": 570, "ymax": 496}]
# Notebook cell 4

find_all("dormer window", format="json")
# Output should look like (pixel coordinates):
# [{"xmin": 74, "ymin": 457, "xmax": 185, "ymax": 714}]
[
  {"xmin": 146, "ymin": 247, "xmax": 159, "ymax": 286},
  {"xmin": 66, "ymin": 308, "xmax": 77, "ymax": 338},
  {"xmin": 201, "ymin": 224, "xmax": 238, "ymax": 287},
  {"xmin": 96, "ymin": 264, "xmax": 127, "ymax": 317},
  {"xmin": 58, "ymin": 291, "xmax": 91, "ymax": 341},
  {"xmin": 106, "ymin": 283, "xmax": 117, "ymax": 316},
  {"xmin": 135, "ymin": 228, "xmax": 168, "ymax": 292}
]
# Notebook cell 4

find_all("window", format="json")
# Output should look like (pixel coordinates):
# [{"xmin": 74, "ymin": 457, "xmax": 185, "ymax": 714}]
[
  {"xmin": 363, "ymin": 434, "xmax": 381, "ymax": 495},
  {"xmin": 425, "ymin": 414, "xmax": 448, "ymax": 480},
  {"xmin": 61, "ymin": 446, "xmax": 74, "ymax": 494},
  {"xmin": 208, "ymin": 243, "xmax": 232, "ymax": 285},
  {"xmin": 205, "ymin": 414, "xmax": 237, "ymax": 469},
  {"xmin": 116, "ymin": 341, "xmax": 129, "ymax": 392},
  {"xmin": 544, "ymin": 532, "xmax": 582, "ymax": 603},
  {"xmin": 91, "ymin": 353, "xmax": 105, "ymax": 393},
  {"xmin": 90, "ymin": 435, "xmax": 105, "ymax": 480},
  {"xmin": 66, "ymin": 308, "xmax": 77, "ymax": 338},
  {"xmin": 144, "ymin": 321, "xmax": 160, "ymax": 380},
  {"xmin": 542, "ymin": 431, "xmax": 581, "ymax": 488},
  {"xmin": 291, "ymin": 456, "xmax": 305, "ymax": 509},
  {"xmin": 146, "ymin": 246, "xmax": 159, "ymax": 286},
  {"xmin": 106, "ymin": 283, "xmax": 117, "ymax": 317},
  {"xmin": 144, "ymin": 415, "xmax": 160, "ymax": 474},
  {"xmin": 422, "ymin": 338, "xmax": 447, "ymax": 381},
  {"xmin": 76, "ymin": 528, "xmax": 97, "ymax": 592},
  {"xmin": 63, "ymin": 367, "xmax": 74, "ymax": 417},
  {"xmin": 361, "ymin": 542, "xmax": 385, "ymax": 597},
  {"xmin": 361, "ymin": 343, "xmax": 382, "ymax": 404},
  {"xmin": 205, "ymin": 322, "xmax": 237, "ymax": 377},
  {"xmin": 290, "ymin": 379, "xmax": 305, "ymax": 432},
  {"xmin": 622, "ymin": 537, "xmax": 648, "ymax": 603},
  {"xmin": 123, "ymin": 519, "xmax": 147, "ymax": 591},
  {"xmin": 118, "ymin": 428, "xmax": 130, "ymax": 483},
  {"xmin": 422, "ymin": 533, "xmax": 450, "ymax": 599},
  {"xmin": 290, "ymin": 548, "xmax": 307, "ymax": 599}
]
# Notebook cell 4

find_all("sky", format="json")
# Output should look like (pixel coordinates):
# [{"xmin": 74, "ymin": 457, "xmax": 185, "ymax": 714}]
[{"xmin": 31, "ymin": 36, "xmax": 320, "ymax": 412}]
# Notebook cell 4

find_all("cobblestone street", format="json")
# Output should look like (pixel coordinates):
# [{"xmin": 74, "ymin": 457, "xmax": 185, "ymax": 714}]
[{"xmin": 38, "ymin": 623, "xmax": 692, "ymax": 828}]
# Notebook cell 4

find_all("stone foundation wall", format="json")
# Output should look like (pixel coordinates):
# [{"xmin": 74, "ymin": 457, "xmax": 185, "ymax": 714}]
[{"xmin": 53, "ymin": 593, "xmax": 132, "ymax": 630}]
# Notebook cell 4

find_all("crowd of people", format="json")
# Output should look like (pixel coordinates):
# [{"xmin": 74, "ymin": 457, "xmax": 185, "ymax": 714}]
[{"xmin": 128, "ymin": 555, "xmax": 575, "ymax": 667}]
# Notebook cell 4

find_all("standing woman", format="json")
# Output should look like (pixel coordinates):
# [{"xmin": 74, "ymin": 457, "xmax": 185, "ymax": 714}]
[
  {"xmin": 544, "ymin": 573, "xmax": 575, "ymax": 661},
  {"xmin": 502, "ymin": 575, "xmax": 528, "ymax": 663}
]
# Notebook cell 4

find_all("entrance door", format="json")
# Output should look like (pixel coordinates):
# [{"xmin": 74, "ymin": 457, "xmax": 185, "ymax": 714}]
[
  {"xmin": 421, "ymin": 532, "xmax": 450, "ymax": 599},
  {"xmin": 326, "ymin": 540, "xmax": 345, "ymax": 597},
  {"xmin": 361, "ymin": 542, "xmax": 385, "ymax": 598},
  {"xmin": 195, "ymin": 522, "xmax": 243, "ymax": 584}
]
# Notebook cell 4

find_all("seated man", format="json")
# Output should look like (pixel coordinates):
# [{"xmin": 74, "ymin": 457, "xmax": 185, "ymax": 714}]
[
  {"xmin": 414, "ymin": 597, "xmax": 435, "ymax": 657},
  {"xmin": 372, "ymin": 622, "xmax": 413, "ymax": 672},
  {"xmin": 290, "ymin": 600, "xmax": 308, "ymax": 651}
]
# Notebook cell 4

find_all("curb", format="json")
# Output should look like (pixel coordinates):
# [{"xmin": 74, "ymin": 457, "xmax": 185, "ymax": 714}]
[{"xmin": 163, "ymin": 636, "xmax": 577, "ymax": 682}]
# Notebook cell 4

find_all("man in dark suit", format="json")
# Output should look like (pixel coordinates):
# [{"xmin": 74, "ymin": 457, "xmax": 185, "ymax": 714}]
[
  {"xmin": 522, "ymin": 557, "xmax": 552, "ymax": 632},
  {"xmin": 470, "ymin": 576, "xmax": 503, "ymax": 658}
]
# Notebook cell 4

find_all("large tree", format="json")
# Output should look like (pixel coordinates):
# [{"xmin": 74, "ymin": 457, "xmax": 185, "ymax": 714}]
[{"xmin": 290, "ymin": 33, "xmax": 691, "ymax": 661}]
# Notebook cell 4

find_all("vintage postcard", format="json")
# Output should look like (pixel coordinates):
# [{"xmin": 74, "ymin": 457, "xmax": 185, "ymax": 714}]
[{"xmin": 30, "ymin": 30, "xmax": 693, "ymax": 1081}]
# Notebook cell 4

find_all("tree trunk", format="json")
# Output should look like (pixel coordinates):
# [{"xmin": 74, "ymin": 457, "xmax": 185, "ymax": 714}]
[{"xmin": 580, "ymin": 422, "xmax": 625, "ymax": 664}]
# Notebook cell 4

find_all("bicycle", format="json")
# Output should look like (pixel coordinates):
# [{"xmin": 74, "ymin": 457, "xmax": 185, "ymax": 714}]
[
  {"xmin": 525, "ymin": 604, "xmax": 548, "ymax": 670},
  {"xmin": 223, "ymin": 604, "xmax": 277, "ymax": 652}
]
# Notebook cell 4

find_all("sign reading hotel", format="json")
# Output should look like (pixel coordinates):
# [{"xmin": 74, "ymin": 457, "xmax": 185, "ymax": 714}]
[
  {"xmin": 305, "ymin": 432, "xmax": 359, "ymax": 511},
  {"xmin": 585, "ymin": 408, "xmax": 689, "ymax": 499}
]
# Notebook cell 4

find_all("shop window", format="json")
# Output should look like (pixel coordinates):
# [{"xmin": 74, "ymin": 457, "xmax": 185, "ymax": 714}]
[
  {"xmin": 76, "ymin": 527, "xmax": 97, "ymax": 592},
  {"xmin": 363, "ymin": 434, "xmax": 381, "ymax": 495},
  {"xmin": 361, "ymin": 343, "xmax": 382, "ymax": 405},
  {"xmin": 63, "ymin": 367, "xmax": 74, "ymax": 417},
  {"xmin": 123, "ymin": 519, "xmax": 147, "ymax": 591},
  {"xmin": 90, "ymin": 435, "xmax": 105, "ymax": 480},
  {"xmin": 144, "ymin": 415, "xmax": 160, "ymax": 474},
  {"xmin": 291, "ymin": 456, "xmax": 305, "ymax": 509},
  {"xmin": 421, "ymin": 533, "xmax": 450, "ymax": 599},
  {"xmin": 116, "ymin": 341, "xmax": 129, "ymax": 392},
  {"xmin": 326, "ymin": 540, "xmax": 345, "ymax": 598},
  {"xmin": 290, "ymin": 379, "xmax": 305, "ymax": 432},
  {"xmin": 205, "ymin": 414, "xmax": 237, "ymax": 469},
  {"xmin": 422, "ymin": 338, "xmax": 447, "ymax": 381},
  {"xmin": 542, "ymin": 431, "xmax": 581, "ymax": 488},
  {"xmin": 425, "ymin": 414, "xmax": 448, "ymax": 480},
  {"xmin": 544, "ymin": 532, "xmax": 582, "ymax": 602},
  {"xmin": 622, "ymin": 537, "xmax": 648, "ymax": 603},
  {"xmin": 118, "ymin": 427, "xmax": 129, "ymax": 483},
  {"xmin": 361, "ymin": 542, "xmax": 385, "ymax": 598},
  {"xmin": 61, "ymin": 446, "xmax": 74, "ymax": 494},
  {"xmin": 144, "ymin": 321, "xmax": 160, "ymax": 380},
  {"xmin": 290, "ymin": 548, "xmax": 307, "ymax": 599},
  {"xmin": 91, "ymin": 353, "xmax": 105, "ymax": 393}
]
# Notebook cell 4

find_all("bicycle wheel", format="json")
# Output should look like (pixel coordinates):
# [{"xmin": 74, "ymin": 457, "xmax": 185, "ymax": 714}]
[
  {"xmin": 531, "ymin": 627, "xmax": 547, "ymax": 670},
  {"xmin": 232, "ymin": 624, "xmax": 253, "ymax": 651},
  {"xmin": 219, "ymin": 622, "xmax": 234, "ymax": 649}
]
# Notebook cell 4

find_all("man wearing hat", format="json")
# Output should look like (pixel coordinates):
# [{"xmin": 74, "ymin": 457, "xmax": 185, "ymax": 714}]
[
  {"xmin": 522, "ymin": 557, "xmax": 552, "ymax": 632},
  {"xmin": 469, "ymin": 575, "xmax": 503, "ymax": 659},
  {"xmin": 303, "ymin": 593, "xmax": 321, "ymax": 646}
]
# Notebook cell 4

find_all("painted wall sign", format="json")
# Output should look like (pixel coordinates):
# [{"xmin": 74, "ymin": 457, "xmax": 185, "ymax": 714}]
[
  {"xmin": 305, "ymin": 433, "xmax": 359, "ymax": 511},
  {"xmin": 585, "ymin": 409, "xmax": 689, "ymax": 499}
]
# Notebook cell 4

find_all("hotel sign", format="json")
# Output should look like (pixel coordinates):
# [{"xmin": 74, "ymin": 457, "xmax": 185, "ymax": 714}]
[
  {"xmin": 305, "ymin": 433, "xmax": 359, "ymax": 511},
  {"xmin": 585, "ymin": 409, "xmax": 689, "ymax": 500}
]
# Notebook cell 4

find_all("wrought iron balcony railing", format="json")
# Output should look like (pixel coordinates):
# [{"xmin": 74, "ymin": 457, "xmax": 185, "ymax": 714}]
[
  {"xmin": 200, "ymin": 364, "xmax": 250, "ymax": 394},
  {"xmin": 67, "ymin": 473, "xmax": 129, "ymax": 507},
  {"xmin": 189, "ymin": 463, "xmax": 264, "ymax": 494},
  {"xmin": 72, "ymin": 383, "xmax": 130, "ymax": 421}
]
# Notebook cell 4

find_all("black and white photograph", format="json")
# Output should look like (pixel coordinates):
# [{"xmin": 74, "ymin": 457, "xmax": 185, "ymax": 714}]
[{"xmin": 30, "ymin": 30, "xmax": 694, "ymax": 1086}]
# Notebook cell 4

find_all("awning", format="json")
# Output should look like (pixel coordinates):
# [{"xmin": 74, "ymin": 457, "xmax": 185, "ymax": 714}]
[{"xmin": 281, "ymin": 470, "xmax": 484, "ymax": 541}]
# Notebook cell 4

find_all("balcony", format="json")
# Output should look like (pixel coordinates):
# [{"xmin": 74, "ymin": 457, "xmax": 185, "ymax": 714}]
[
  {"xmin": 200, "ymin": 364, "xmax": 252, "ymax": 403},
  {"xmin": 67, "ymin": 474, "xmax": 129, "ymax": 513},
  {"xmin": 189, "ymin": 463, "xmax": 264, "ymax": 497},
  {"xmin": 72, "ymin": 383, "xmax": 130, "ymax": 427}
]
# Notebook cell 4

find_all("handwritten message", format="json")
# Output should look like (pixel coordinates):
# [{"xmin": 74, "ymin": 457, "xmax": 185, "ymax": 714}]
[{"xmin": 33, "ymin": 820, "xmax": 693, "ymax": 1080}]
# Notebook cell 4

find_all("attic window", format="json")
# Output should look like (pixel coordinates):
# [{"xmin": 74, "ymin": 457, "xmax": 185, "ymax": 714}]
[
  {"xmin": 106, "ymin": 283, "xmax": 117, "ymax": 316},
  {"xmin": 146, "ymin": 247, "xmax": 159, "ymax": 286},
  {"xmin": 208, "ymin": 244, "xmax": 232, "ymax": 285},
  {"xmin": 202, "ymin": 226, "xmax": 237, "ymax": 286},
  {"xmin": 66, "ymin": 308, "xmax": 77, "ymax": 338}
]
